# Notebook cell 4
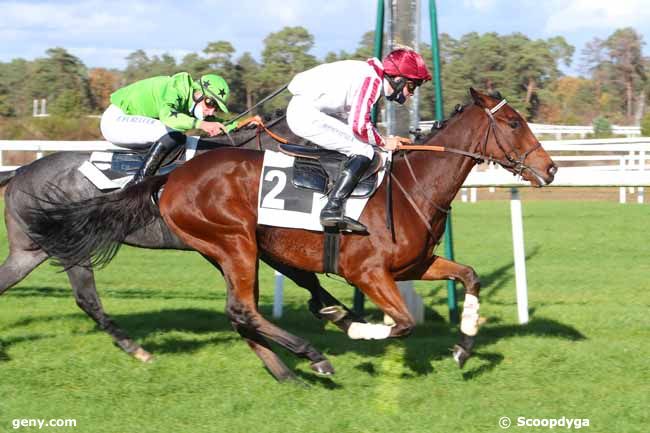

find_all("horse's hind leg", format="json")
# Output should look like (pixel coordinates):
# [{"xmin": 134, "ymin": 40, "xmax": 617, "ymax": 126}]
[
  {"xmin": 66, "ymin": 264, "xmax": 153, "ymax": 362},
  {"xmin": 0, "ymin": 211, "xmax": 48, "ymax": 294}
]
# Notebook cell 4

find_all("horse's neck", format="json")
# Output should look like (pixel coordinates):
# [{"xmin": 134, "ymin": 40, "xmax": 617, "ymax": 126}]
[{"xmin": 397, "ymin": 108, "xmax": 483, "ymax": 210}]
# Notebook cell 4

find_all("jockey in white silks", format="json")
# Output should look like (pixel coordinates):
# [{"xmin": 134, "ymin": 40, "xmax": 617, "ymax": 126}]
[{"xmin": 286, "ymin": 48, "xmax": 432, "ymax": 232}]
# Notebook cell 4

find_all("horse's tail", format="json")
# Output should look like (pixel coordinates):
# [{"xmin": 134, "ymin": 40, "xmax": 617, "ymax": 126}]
[
  {"xmin": 0, "ymin": 169, "xmax": 18, "ymax": 187},
  {"xmin": 27, "ymin": 175, "xmax": 168, "ymax": 269}
]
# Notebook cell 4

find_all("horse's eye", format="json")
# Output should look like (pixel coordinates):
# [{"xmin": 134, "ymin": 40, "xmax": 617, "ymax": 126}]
[{"xmin": 509, "ymin": 120, "xmax": 520, "ymax": 129}]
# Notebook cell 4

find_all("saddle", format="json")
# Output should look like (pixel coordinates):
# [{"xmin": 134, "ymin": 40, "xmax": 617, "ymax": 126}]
[
  {"xmin": 279, "ymin": 144, "xmax": 383, "ymax": 198},
  {"xmin": 105, "ymin": 151, "xmax": 179, "ymax": 177},
  {"xmin": 81, "ymin": 149, "xmax": 182, "ymax": 191}
]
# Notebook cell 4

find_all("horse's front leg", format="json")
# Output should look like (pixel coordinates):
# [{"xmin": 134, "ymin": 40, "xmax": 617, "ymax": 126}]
[
  {"xmin": 346, "ymin": 270, "xmax": 415, "ymax": 340},
  {"xmin": 419, "ymin": 255, "xmax": 481, "ymax": 368}
]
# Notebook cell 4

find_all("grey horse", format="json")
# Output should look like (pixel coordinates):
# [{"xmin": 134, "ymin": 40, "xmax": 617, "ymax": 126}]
[{"xmin": 0, "ymin": 112, "xmax": 358, "ymax": 362}]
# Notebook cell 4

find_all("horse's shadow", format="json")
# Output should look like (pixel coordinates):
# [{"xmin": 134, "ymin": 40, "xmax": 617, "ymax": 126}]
[{"xmin": 3, "ymin": 295, "xmax": 585, "ymax": 383}]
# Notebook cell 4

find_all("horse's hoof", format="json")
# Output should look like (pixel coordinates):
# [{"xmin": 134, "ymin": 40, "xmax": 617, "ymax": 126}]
[
  {"xmin": 452, "ymin": 344, "xmax": 470, "ymax": 369},
  {"xmin": 311, "ymin": 359, "xmax": 335, "ymax": 375},
  {"xmin": 308, "ymin": 299, "xmax": 324, "ymax": 319},
  {"xmin": 319, "ymin": 305, "xmax": 348, "ymax": 323},
  {"xmin": 133, "ymin": 348, "xmax": 154, "ymax": 363}
]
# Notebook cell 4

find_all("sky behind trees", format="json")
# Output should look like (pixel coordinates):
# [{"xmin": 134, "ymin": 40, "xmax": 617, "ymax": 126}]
[{"xmin": 1, "ymin": 0, "xmax": 649, "ymax": 75}]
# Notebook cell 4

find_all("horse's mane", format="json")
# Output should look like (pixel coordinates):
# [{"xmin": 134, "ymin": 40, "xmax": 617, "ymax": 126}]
[{"xmin": 413, "ymin": 103, "xmax": 469, "ymax": 145}]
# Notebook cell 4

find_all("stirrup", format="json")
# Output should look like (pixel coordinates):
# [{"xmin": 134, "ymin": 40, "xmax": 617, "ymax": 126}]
[{"xmin": 320, "ymin": 215, "xmax": 367, "ymax": 233}]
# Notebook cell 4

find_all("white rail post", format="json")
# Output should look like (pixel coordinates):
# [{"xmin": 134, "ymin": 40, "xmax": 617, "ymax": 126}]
[
  {"xmin": 460, "ymin": 188, "xmax": 468, "ymax": 202},
  {"xmin": 619, "ymin": 158, "xmax": 626, "ymax": 204},
  {"xmin": 639, "ymin": 150, "xmax": 646, "ymax": 204},
  {"xmin": 385, "ymin": 281, "xmax": 424, "ymax": 325},
  {"xmin": 272, "ymin": 271, "xmax": 284, "ymax": 318},
  {"xmin": 510, "ymin": 188, "xmax": 529, "ymax": 324},
  {"xmin": 470, "ymin": 187, "xmax": 477, "ymax": 203}
]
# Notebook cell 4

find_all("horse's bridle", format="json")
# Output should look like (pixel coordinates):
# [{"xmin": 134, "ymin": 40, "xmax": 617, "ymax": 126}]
[
  {"xmin": 401, "ymin": 99, "xmax": 541, "ymax": 176},
  {"xmin": 393, "ymin": 99, "xmax": 543, "ymax": 238},
  {"xmin": 479, "ymin": 99, "xmax": 541, "ymax": 176}
]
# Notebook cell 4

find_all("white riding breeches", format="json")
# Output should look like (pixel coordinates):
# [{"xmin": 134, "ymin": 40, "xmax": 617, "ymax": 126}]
[
  {"xmin": 100, "ymin": 104, "xmax": 174, "ymax": 150},
  {"xmin": 286, "ymin": 96, "xmax": 375, "ymax": 160}
]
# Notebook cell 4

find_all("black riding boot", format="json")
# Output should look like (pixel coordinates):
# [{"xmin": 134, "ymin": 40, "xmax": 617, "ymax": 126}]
[
  {"xmin": 320, "ymin": 154, "xmax": 372, "ymax": 233},
  {"xmin": 130, "ymin": 132, "xmax": 186, "ymax": 185}
]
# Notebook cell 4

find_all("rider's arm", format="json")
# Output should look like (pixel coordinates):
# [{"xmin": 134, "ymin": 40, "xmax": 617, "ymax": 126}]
[
  {"xmin": 348, "ymin": 76, "xmax": 385, "ymax": 147},
  {"xmin": 158, "ymin": 103, "xmax": 198, "ymax": 132}
]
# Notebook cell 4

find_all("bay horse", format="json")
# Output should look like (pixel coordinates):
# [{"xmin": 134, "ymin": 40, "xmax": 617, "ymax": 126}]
[
  {"xmin": 0, "ymin": 112, "xmax": 359, "ymax": 363},
  {"xmin": 27, "ymin": 89, "xmax": 557, "ymax": 381}
]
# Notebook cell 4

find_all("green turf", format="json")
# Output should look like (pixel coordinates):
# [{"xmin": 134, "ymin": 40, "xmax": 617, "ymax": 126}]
[{"xmin": 0, "ymin": 200, "xmax": 648, "ymax": 433}]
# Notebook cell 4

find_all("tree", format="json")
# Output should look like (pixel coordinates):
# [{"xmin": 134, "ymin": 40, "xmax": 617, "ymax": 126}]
[
  {"xmin": 89, "ymin": 68, "xmax": 122, "ymax": 111},
  {"xmin": 203, "ymin": 41, "xmax": 235, "ymax": 69},
  {"xmin": 439, "ymin": 32, "xmax": 574, "ymax": 120},
  {"xmin": 179, "ymin": 53, "xmax": 210, "ymax": 77},
  {"xmin": 26, "ymin": 48, "xmax": 94, "ymax": 115},
  {"xmin": 237, "ymin": 52, "xmax": 261, "ymax": 111},
  {"xmin": 603, "ymin": 28, "xmax": 646, "ymax": 121},
  {"xmin": 124, "ymin": 49, "xmax": 153, "ymax": 83},
  {"xmin": 259, "ymin": 27, "xmax": 318, "ymax": 109}
]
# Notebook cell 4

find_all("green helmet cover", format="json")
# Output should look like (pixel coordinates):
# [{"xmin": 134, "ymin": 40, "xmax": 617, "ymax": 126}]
[{"xmin": 196, "ymin": 74, "xmax": 229, "ymax": 113}]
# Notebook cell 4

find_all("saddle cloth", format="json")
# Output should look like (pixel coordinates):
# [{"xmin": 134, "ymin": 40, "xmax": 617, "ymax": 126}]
[
  {"xmin": 257, "ymin": 150, "xmax": 389, "ymax": 232},
  {"xmin": 77, "ymin": 139, "xmax": 201, "ymax": 191}
]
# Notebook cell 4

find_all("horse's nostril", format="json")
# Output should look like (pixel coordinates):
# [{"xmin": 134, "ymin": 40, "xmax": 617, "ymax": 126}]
[{"xmin": 548, "ymin": 165, "xmax": 558, "ymax": 176}]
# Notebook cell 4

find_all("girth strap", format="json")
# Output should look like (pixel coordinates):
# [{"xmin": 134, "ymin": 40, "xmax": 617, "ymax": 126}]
[
  {"xmin": 323, "ymin": 228, "xmax": 340, "ymax": 274},
  {"xmin": 390, "ymin": 173, "xmax": 437, "ymax": 239}
]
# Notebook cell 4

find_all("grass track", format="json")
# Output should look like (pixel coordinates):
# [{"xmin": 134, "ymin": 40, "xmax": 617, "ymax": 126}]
[{"xmin": 0, "ymin": 200, "xmax": 648, "ymax": 433}]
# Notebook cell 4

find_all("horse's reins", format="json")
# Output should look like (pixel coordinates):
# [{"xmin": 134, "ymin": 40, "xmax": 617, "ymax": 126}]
[
  {"xmin": 232, "ymin": 115, "xmax": 289, "ymax": 150},
  {"xmin": 239, "ymin": 99, "xmax": 542, "ymax": 240},
  {"xmin": 221, "ymin": 84, "xmax": 290, "ymax": 150},
  {"xmin": 228, "ymin": 84, "xmax": 289, "ymax": 125},
  {"xmin": 393, "ymin": 99, "xmax": 541, "ymax": 238},
  {"xmin": 399, "ymin": 99, "xmax": 541, "ymax": 174}
]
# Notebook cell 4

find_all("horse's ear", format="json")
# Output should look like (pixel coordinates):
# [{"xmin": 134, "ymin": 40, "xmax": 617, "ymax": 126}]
[{"xmin": 469, "ymin": 87, "xmax": 487, "ymax": 108}]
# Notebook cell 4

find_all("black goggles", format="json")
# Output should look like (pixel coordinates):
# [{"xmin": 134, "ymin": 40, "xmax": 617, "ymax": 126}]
[
  {"xmin": 405, "ymin": 79, "xmax": 424, "ymax": 93},
  {"xmin": 203, "ymin": 97, "xmax": 218, "ymax": 109}
]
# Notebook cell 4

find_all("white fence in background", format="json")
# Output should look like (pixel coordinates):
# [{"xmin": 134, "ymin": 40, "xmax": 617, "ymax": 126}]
[
  {"xmin": 419, "ymin": 121, "xmax": 641, "ymax": 139},
  {"xmin": 1, "ymin": 137, "xmax": 650, "ymax": 325},
  {"xmin": 462, "ymin": 137, "xmax": 650, "ymax": 205}
]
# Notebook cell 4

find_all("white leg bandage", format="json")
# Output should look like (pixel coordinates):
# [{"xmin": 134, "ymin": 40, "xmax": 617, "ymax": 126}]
[
  {"xmin": 347, "ymin": 322, "xmax": 393, "ymax": 340},
  {"xmin": 460, "ymin": 293, "xmax": 480, "ymax": 336}
]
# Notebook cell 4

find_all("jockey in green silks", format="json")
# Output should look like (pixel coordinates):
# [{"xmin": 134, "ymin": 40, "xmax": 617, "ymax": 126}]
[{"xmin": 100, "ymin": 72, "xmax": 236, "ymax": 184}]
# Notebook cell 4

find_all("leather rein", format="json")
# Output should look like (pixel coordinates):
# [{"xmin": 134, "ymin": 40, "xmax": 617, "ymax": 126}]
[
  {"xmin": 239, "ymin": 100, "xmax": 541, "ymax": 240},
  {"xmin": 393, "ymin": 99, "xmax": 541, "ymax": 238}
]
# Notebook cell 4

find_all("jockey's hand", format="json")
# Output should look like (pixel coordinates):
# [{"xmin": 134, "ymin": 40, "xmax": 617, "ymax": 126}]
[
  {"xmin": 383, "ymin": 135, "xmax": 412, "ymax": 151},
  {"xmin": 200, "ymin": 121, "xmax": 227, "ymax": 136}
]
